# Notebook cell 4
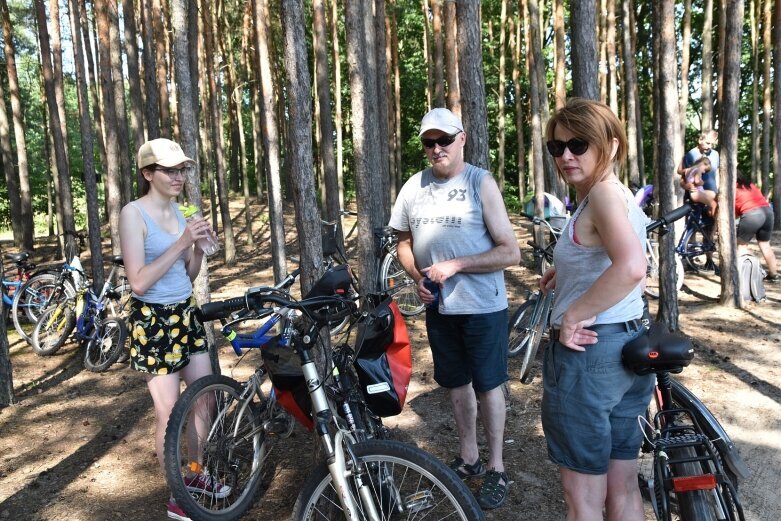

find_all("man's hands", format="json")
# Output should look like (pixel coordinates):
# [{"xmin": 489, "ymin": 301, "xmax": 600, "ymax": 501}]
[{"xmin": 418, "ymin": 261, "xmax": 459, "ymax": 304}]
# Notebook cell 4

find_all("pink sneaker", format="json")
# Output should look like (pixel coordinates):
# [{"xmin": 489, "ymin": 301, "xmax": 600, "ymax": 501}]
[
  {"xmin": 184, "ymin": 471, "xmax": 232, "ymax": 499},
  {"xmin": 166, "ymin": 500, "xmax": 192, "ymax": 521}
]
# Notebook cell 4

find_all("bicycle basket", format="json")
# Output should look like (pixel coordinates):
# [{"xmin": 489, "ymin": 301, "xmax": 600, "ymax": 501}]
[
  {"xmin": 353, "ymin": 294, "xmax": 412, "ymax": 417},
  {"xmin": 621, "ymin": 325, "xmax": 694, "ymax": 375}
]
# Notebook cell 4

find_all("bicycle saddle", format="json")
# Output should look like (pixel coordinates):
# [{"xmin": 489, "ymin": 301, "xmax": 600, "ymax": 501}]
[{"xmin": 622, "ymin": 324, "xmax": 694, "ymax": 375}]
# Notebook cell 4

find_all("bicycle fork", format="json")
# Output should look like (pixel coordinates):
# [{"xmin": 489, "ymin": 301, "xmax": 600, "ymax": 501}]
[{"xmin": 300, "ymin": 353, "xmax": 381, "ymax": 521}]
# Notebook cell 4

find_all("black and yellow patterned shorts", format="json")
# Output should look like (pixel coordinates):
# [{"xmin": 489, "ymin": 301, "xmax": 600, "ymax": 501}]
[{"xmin": 128, "ymin": 295, "xmax": 209, "ymax": 375}]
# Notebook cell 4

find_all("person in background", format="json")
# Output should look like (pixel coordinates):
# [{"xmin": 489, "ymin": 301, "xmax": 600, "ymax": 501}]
[
  {"xmin": 389, "ymin": 108, "xmax": 520, "ymax": 510},
  {"xmin": 735, "ymin": 175, "xmax": 778, "ymax": 282},
  {"xmin": 119, "ymin": 138, "xmax": 224, "ymax": 521},
  {"xmin": 680, "ymin": 156, "xmax": 718, "ymax": 216},
  {"xmin": 678, "ymin": 130, "xmax": 719, "ymax": 266},
  {"xmin": 541, "ymin": 98, "xmax": 650, "ymax": 521}
]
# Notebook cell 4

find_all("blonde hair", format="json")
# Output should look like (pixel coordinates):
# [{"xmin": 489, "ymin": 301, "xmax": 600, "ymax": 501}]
[{"xmin": 545, "ymin": 98, "xmax": 627, "ymax": 187}]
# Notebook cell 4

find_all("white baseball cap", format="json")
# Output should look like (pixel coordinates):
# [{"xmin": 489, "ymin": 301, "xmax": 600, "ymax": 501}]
[
  {"xmin": 137, "ymin": 138, "xmax": 195, "ymax": 169},
  {"xmin": 418, "ymin": 108, "xmax": 464, "ymax": 136}
]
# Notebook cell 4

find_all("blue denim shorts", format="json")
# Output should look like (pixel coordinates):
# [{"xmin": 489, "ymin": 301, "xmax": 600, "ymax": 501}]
[
  {"xmin": 541, "ymin": 327, "xmax": 654, "ymax": 474},
  {"xmin": 425, "ymin": 308, "xmax": 508, "ymax": 392}
]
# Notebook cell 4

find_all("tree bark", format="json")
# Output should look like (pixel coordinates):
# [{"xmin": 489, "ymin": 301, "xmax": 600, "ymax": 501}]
[
  {"xmin": 655, "ymin": 0, "xmax": 682, "ymax": 330},
  {"xmin": 495, "ymin": 0, "xmax": 507, "ymax": 192},
  {"xmin": 0, "ymin": 0, "xmax": 33, "ymax": 249},
  {"xmin": 151, "ymin": 0, "xmax": 171, "ymax": 136},
  {"xmin": 94, "ymin": 0, "xmax": 124, "ymax": 255},
  {"xmin": 524, "ymin": 0, "xmax": 544, "ymax": 222},
  {"xmin": 254, "ymin": 0, "xmax": 287, "ymax": 282},
  {"xmin": 761, "ymin": 0, "xmax": 772, "ymax": 195},
  {"xmin": 68, "ymin": 0, "xmax": 104, "ymax": 289},
  {"xmin": 122, "ymin": 0, "xmax": 145, "ymax": 153},
  {"xmin": 280, "ymin": 0, "xmax": 325, "ymax": 295},
  {"xmin": 375, "ymin": 0, "xmax": 391, "ymax": 219},
  {"xmin": 605, "ymin": 0, "xmax": 618, "ymax": 114},
  {"xmin": 80, "ymin": 0, "xmax": 109, "ymax": 190},
  {"xmin": 443, "ymin": 0, "xmax": 460, "ymax": 114},
  {"xmin": 679, "ymin": 0, "xmax": 692, "ymax": 142},
  {"xmin": 35, "ymin": 0, "xmax": 75, "ymax": 243},
  {"xmin": 107, "ymin": 0, "xmax": 133, "ymax": 205},
  {"xmin": 457, "ymin": 0, "xmax": 490, "ymax": 170},
  {"xmin": 390, "ymin": 0, "xmax": 403, "ymax": 195},
  {"xmin": 48, "ymin": 0, "xmax": 70, "ymax": 169},
  {"xmin": 511, "ymin": 8, "xmax": 526, "ymax": 200},
  {"xmin": 314, "ymin": 0, "xmax": 338, "ymax": 226},
  {"xmin": 141, "ymin": 0, "xmax": 160, "ymax": 138},
  {"xmin": 621, "ymin": 0, "xmax": 641, "ymax": 186},
  {"xmin": 553, "ymin": 0, "xmax": 565, "ymax": 109},
  {"xmin": 329, "ymin": 0, "xmax": 345, "ymax": 208},
  {"xmin": 431, "ymin": 0, "xmax": 445, "ymax": 107},
  {"xmin": 0, "ymin": 256, "xmax": 13, "ymax": 405},
  {"xmin": 774, "ymin": 0, "xmax": 781, "ymax": 228},
  {"xmin": 422, "ymin": 0, "xmax": 433, "ymax": 110},
  {"xmin": 702, "ymin": 0, "xmax": 715, "ymax": 130},
  {"xmin": 570, "ymin": 0, "xmax": 599, "ymax": 100},
  {"xmin": 0, "ymin": 71, "xmax": 22, "ymax": 246},
  {"xmin": 717, "ymin": 0, "xmax": 744, "ymax": 308},
  {"xmin": 749, "ymin": 0, "xmax": 760, "ymax": 182}
]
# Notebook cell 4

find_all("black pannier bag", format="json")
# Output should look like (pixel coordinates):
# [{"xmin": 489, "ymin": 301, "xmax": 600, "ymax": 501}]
[
  {"xmin": 353, "ymin": 295, "xmax": 412, "ymax": 417},
  {"xmin": 261, "ymin": 336, "xmax": 312, "ymax": 428}
]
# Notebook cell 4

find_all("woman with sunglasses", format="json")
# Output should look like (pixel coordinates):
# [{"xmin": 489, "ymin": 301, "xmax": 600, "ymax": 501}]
[
  {"xmin": 119, "ymin": 138, "xmax": 225, "ymax": 521},
  {"xmin": 539, "ymin": 99, "xmax": 650, "ymax": 521}
]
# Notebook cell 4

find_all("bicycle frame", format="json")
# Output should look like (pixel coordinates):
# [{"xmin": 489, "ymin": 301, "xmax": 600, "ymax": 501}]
[{"xmin": 675, "ymin": 204, "xmax": 716, "ymax": 260}]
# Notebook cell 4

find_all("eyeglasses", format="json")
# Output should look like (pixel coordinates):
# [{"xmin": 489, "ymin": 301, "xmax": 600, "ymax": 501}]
[
  {"xmin": 421, "ymin": 131, "xmax": 462, "ymax": 149},
  {"xmin": 546, "ymin": 138, "xmax": 589, "ymax": 157},
  {"xmin": 154, "ymin": 166, "xmax": 193, "ymax": 179}
]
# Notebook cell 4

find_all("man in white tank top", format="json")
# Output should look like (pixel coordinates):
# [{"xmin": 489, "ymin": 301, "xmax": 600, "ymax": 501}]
[{"xmin": 389, "ymin": 108, "xmax": 520, "ymax": 509}]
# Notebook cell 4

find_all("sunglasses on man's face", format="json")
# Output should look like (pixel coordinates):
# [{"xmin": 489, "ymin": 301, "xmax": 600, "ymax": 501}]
[
  {"xmin": 421, "ymin": 131, "xmax": 462, "ymax": 149},
  {"xmin": 546, "ymin": 138, "xmax": 589, "ymax": 157}
]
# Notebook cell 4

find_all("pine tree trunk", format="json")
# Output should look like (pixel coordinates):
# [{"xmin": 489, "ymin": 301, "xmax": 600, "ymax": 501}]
[
  {"xmin": 141, "ymin": 0, "xmax": 161, "ymax": 138},
  {"xmin": 280, "ymin": 0, "xmax": 325, "ymax": 295},
  {"xmin": 80, "ymin": 0, "xmax": 109, "ymax": 190},
  {"xmin": 35, "ymin": 0, "xmax": 75, "ymax": 241},
  {"xmin": 431, "ymin": 0, "xmax": 445, "ymax": 107},
  {"xmin": 655, "ymin": 0, "xmax": 683, "ymax": 330},
  {"xmin": 390, "ymin": 0, "xmax": 403, "ymax": 195},
  {"xmin": 107, "ymin": 0, "xmax": 133, "ymax": 205},
  {"xmin": 621, "ymin": 0, "xmax": 642, "ymax": 186},
  {"xmin": 422, "ymin": 0, "xmax": 433, "ymax": 110},
  {"xmin": 254, "ymin": 0, "xmax": 287, "ymax": 282},
  {"xmin": 443, "ymin": 0, "xmax": 460, "ymax": 114},
  {"xmin": 679, "ymin": 0, "xmax": 692, "ymax": 142},
  {"xmin": 48, "ymin": 0, "xmax": 70, "ymax": 170},
  {"xmin": 375, "ymin": 0, "xmax": 391, "ymax": 220},
  {"xmin": 496, "ymin": 0, "xmax": 507, "ymax": 193},
  {"xmin": 702, "ymin": 0, "xmax": 715, "ymax": 130},
  {"xmin": 0, "ymin": 0, "xmax": 33, "ymax": 249},
  {"xmin": 457, "ymin": 0, "xmax": 490, "ymax": 170},
  {"xmin": 511, "ymin": 8, "xmax": 526, "ymax": 200},
  {"xmin": 151, "ymin": 0, "xmax": 171, "ymax": 136},
  {"xmin": 0, "ymin": 76, "xmax": 22, "ymax": 246},
  {"xmin": 606, "ymin": 0, "xmax": 618, "ymax": 114},
  {"xmin": 330, "ymin": 0, "xmax": 345, "ymax": 208},
  {"xmin": 774, "ymin": 0, "xmax": 781, "ymax": 228},
  {"xmin": 717, "ymin": 0, "xmax": 744, "ymax": 307},
  {"xmin": 67, "ymin": 0, "xmax": 104, "ymax": 289},
  {"xmin": 122, "ymin": 0, "xmax": 145, "ymax": 153},
  {"xmin": 94, "ymin": 0, "xmax": 124, "ymax": 255},
  {"xmin": 553, "ymin": 0, "xmax": 565, "ymax": 109},
  {"xmin": 750, "ymin": 0, "xmax": 760, "ymax": 182},
  {"xmin": 571, "ymin": 0, "xmax": 599, "ymax": 100},
  {"xmin": 761, "ymin": 0, "xmax": 772, "ymax": 195},
  {"xmin": 0, "ymin": 257, "xmax": 13, "ymax": 406},
  {"xmin": 524, "ymin": 0, "xmax": 545, "ymax": 225}
]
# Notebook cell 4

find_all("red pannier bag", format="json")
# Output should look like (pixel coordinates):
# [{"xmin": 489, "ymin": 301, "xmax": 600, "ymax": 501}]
[{"xmin": 354, "ymin": 295, "xmax": 412, "ymax": 417}]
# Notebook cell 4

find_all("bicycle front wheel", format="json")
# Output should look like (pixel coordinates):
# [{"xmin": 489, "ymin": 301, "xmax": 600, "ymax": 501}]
[
  {"xmin": 379, "ymin": 251, "xmax": 424, "ymax": 317},
  {"xmin": 12, "ymin": 273, "xmax": 73, "ymax": 344},
  {"xmin": 293, "ymin": 439, "xmax": 484, "ymax": 521},
  {"xmin": 508, "ymin": 298, "xmax": 535, "ymax": 358},
  {"xmin": 682, "ymin": 229, "xmax": 717, "ymax": 274},
  {"xmin": 83, "ymin": 317, "xmax": 128, "ymax": 372},
  {"xmin": 164, "ymin": 374, "xmax": 268, "ymax": 521},
  {"xmin": 31, "ymin": 304, "xmax": 76, "ymax": 355}
]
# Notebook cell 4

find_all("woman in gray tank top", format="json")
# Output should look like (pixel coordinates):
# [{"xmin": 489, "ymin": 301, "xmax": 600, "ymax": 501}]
[
  {"xmin": 538, "ymin": 99, "xmax": 652, "ymax": 521},
  {"xmin": 119, "ymin": 139, "xmax": 227, "ymax": 520}
]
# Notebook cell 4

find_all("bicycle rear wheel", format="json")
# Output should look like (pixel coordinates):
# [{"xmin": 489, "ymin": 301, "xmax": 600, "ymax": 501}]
[
  {"xmin": 293, "ymin": 439, "xmax": 484, "ymax": 520},
  {"xmin": 83, "ymin": 317, "xmax": 127, "ymax": 372},
  {"xmin": 379, "ymin": 250, "xmax": 424, "ymax": 317},
  {"xmin": 31, "ymin": 303, "xmax": 76, "ymax": 355},
  {"xmin": 12, "ymin": 273, "xmax": 73, "ymax": 344},
  {"xmin": 682, "ymin": 229, "xmax": 717, "ymax": 274},
  {"xmin": 508, "ymin": 297, "xmax": 535, "ymax": 358},
  {"xmin": 164, "ymin": 374, "xmax": 269, "ymax": 521}
]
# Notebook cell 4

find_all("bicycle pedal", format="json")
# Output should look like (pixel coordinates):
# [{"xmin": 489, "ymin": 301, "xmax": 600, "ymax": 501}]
[
  {"xmin": 263, "ymin": 417, "xmax": 292, "ymax": 435},
  {"xmin": 403, "ymin": 490, "xmax": 435, "ymax": 513}
]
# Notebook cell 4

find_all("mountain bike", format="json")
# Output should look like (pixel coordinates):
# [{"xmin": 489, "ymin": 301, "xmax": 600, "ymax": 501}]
[
  {"xmin": 164, "ymin": 264, "xmax": 482, "ymax": 521},
  {"xmin": 2, "ymin": 251, "xmax": 55, "ymax": 339},
  {"xmin": 520, "ymin": 213, "xmax": 566, "ymax": 276},
  {"xmin": 675, "ymin": 202, "xmax": 718, "ymax": 274},
  {"xmin": 10, "ymin": 230, "xmax": 88, "ymax": 344},
  {"xmin": 644, "ymin": 205, "xmax": 692, "ymax": 298},
  {"xmin": 624, "ymin": 325, "xmax": 748, "ymax": 521},
  {"xmin": 331, "ymin": 210, "xmax": 424, "ymax": 317},
  {"xmin": 31, "ymin": 256, "xmax": 129, "ymax": 372},
  {"xmin": 508, "ymin": 204, "xmax": 693, "ymax": 384}
]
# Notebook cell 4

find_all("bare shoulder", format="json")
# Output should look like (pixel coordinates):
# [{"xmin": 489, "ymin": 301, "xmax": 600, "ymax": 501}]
[{"xmin": 588, "ymin": 180, "xmax": 628, "ymax": 207}]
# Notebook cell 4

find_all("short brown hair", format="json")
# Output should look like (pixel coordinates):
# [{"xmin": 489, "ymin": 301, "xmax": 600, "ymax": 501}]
[{"xmin": 545, "ymin": 98, "xmax": 627, "ymax": 187}]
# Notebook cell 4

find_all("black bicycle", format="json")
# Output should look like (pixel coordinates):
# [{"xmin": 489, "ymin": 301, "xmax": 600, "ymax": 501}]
[
  {"xmin": 675, "ymin": 203, "xmax": 718, "ymax": 274},
  {"xmin": 624, "ymin": 326, "xmax": 748, "ymax": 521}
]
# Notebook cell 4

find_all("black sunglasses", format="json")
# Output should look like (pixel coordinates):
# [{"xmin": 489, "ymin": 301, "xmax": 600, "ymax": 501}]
[
  {"xmin": 546, "ymin": 138, "xmax": 589, "ymax": 157},
  {"xmin": 421, "ymin": 131, "xmax": 462, "ymax": 149}
]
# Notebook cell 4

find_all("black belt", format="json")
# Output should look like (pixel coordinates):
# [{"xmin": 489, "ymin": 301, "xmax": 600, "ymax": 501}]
[{"xmin": 549, "ymin": 319, "xmax": 643, "ymax": 342}]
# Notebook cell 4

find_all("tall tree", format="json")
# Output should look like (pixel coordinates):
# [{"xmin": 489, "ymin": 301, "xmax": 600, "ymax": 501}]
[
  {"xmin": 151, "ymin": 0, "xmax": 171, "ymax": 136},
  {"xmin": 67, "ymin": 0, "xmax": 104, "ymax": 288},
  {"xmin": 79, "ymin": 0, "xmax": 109, "ymax": 185},
  {"xmin": 141, "ymin": 0, "xmax": 161, "ymax": 138},
  {"xmin": 107, "ymin": 0, "xmax": 133, "ymax": 203},
  {"xmin": 94, "ymin": 0, "xmax": 124, "ymax": 254},
  {"xmin": 570, "ymin": 0, "xmax": 599, "ymax": 99},
  {"xmin": 717, "ymin": 0, "xmax": 744, "ymax": 307},
  {"xmin": 0, "ymin": 256, "xmax": 13, "ymax": 405},
  {"xmin": 496, "ymin": 0, "xmax": 507, "ymax": 192},
  {"xmin": 774, "ymin": 0, "xmax": 781, "ymax": 227},
  {"xmin": 553, "ymin": 0, "xmax": 565, "ymax": 109},
  {"xmin": 431, "ymin": 0, "xmax": 445, "ymax": 107},
  {"xmin": 254, "ymin": 0, "xmax": 287, "ymax": 281},
  {"xmin": 511, "ymin": 7, "xmax": 526, "ymax": 199},
  {"xmin": 389, "ymin": 0, "xmax": 403, "ymax": 194},
  {"xmin": 524, "ymin": 0, "xmax": 545, "ymax": 224},
  {"xmin": 0, "ymin": 0, "xmax": 33, "ymax": 249},
  {"xmin": 761, "ymin": 0, "xmax": 772, "ymax": 195},
  {"xmin": 621, "ymin": 0, "xmax": 642, "ymax": 186},
  {"xmin": 0, "ymin": 72, "xmax": 22, "ymax": 246},
  {"xmin": 280, "ymin": 0, "xmax": 324, "ymax": 295},
  {"xmin": 35, "ymin": 0, "xmax": 75, "ymax": 244},
  {"xmin": 605, "ymin": 0, "xmax": 618, "ymax": 114},
  {"xmin": 679, "ymin": 0, "xmax": 692, "ymax": 143},
  {"xmin": 330, "ymin": 0, "xmax": 345, "ymax": 206},
  {"xmin": 443, "ymin": 0, "xmax": 460, "ymax": 114},
  {"xmin": 457, "ymin": 0, "xmax": 490, "ymax": 169},
  {"xmin": 421, "ymin": 0, "xmax": 433, "ymax": 110},
  {"xmin": 121, "ymin": 0, "xmax": 145, "ymax": 153},
  {"xmin": 48, "ymin": 0, "xmax": 70, "ymax": 168},
  {"xmin": 701, "ymin": 0, "xmax": 715, "ymax": 130},
  {"xmin": 655, "ymin": 0, "xmax": 682, "ymax": 330},
  {"xmin": 375, "ymin": 0, "xmax": 391, "ymax": 217}
]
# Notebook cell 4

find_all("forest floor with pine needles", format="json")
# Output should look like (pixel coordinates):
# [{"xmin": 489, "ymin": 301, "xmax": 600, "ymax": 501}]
[{"xmin": 1, "ymin": 201, "xmax": 780, "ymax": 520}]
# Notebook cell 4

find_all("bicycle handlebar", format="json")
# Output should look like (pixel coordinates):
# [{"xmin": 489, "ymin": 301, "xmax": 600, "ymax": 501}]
[{"xmin": 645, "ymin": 204, "xmax": 691, "ymax": 235}]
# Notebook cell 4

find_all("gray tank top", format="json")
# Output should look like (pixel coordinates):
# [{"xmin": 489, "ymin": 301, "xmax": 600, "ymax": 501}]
[
  {"xmin": 388, "ymin": 163, "xmax": 507, "ymax": 314},
  {"xmin": 129, "ymin": 202, "xmax": 192, "ymax": 304},
  {"xmin": 550, "ymin": 182, "xmax": 646, "ymax": 327}
]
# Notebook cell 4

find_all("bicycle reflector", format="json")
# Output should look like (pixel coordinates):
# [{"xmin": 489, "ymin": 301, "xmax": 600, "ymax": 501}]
[{"xmin": 672, "ymin": 474, "xmax": 717, "ymax": 492}]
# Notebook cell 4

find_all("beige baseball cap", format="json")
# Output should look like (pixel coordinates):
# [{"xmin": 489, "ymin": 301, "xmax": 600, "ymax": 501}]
[
  {"xmin": 419, "ymin": 108, "xmax": 464, "ymax": 136},
  {"xmin": 137, "ymin": 138, "xmax": 195, "ymax": 169}
]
